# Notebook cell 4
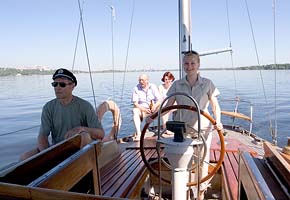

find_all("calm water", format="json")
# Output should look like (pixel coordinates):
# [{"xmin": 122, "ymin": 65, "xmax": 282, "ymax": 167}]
[{"xmin": 0, "ymin": 70, "xmax": 289, "ymax": 166}]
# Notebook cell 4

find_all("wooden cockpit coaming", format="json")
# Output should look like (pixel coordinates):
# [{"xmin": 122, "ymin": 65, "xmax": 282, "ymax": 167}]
[{"xmin": 0, "ymin": 135, "xmax": 82, "ymax": 185}]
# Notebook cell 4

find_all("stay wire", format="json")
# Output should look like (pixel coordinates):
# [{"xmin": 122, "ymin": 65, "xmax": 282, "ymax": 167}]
[
  {"xmin": 225, "ymin": 0, "xmax": 237, "ymax": 97},
  {"xmin": 72, "ymin": 0, "xmax": 85, "ymax": 72},
  {"xmin": 0, "ymin": 125, "xmax": 40, "ymax": 137},
  {"xmin": 244, "ymin": 0, "xmax": 274, "ymax": 137},
  {"xmin": 120, "ymin": 0, "xmax": 136, "ymax": 102},
  {"xmin": 110, "ymin": 5, "xmax": 115, "ymax": 101},
  {"xmin": 272, "ymin": 0, "xmax": 277, "ymax": 145},
  {"xmin": 225, "ymin": 0, "xmax": 240, "ymax": 127},
  {"xmin": 77, "ymin": 0, "xmax": 97, "ymax": 110},
  {"xmin": 109, "ymin": 5, "xmax": 121, "ymax": 139}
]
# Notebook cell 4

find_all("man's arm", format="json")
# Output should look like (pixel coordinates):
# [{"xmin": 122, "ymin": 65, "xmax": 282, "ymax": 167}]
[
  {"xmin": 146, "ymin": 96, "xmax": 176, "ymax": 123},
  {"xmin": 37, "ymin": 133, "xmax": 50, "ymax": 151},
  {"xmin": 134, "ymin": 102, "xmax": 151, "ymax": 114},
  {"xmin": 82, "ymin": 126, "xmax": 104, "ymax": 140},
  {"xmin": 64, "ymin": 126, "xmax": 104, "ymax": 140}
]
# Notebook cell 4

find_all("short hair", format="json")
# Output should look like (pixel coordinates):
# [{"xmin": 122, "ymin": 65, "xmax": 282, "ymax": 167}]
[
  {"xmin": 183, "ymin": 50, "xmax": 200, "ymax": 63},
  {"xmin": 139, "ymin": 74, "xmax": 149, "ymax": 81},
  {"xmin": 161, "ymin": 71, "xmax": 175, "ymax": 82}
]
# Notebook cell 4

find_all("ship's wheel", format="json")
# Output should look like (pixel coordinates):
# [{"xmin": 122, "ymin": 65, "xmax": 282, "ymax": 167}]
[{"xmin": 140, "ymin": 104, "xmax": 225, "ymax": 186}]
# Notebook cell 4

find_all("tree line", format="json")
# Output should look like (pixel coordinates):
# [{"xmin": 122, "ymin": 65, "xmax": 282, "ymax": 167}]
[{"xmin": 0, "ymin": 63, "xmax": 289, "ymax": 76}]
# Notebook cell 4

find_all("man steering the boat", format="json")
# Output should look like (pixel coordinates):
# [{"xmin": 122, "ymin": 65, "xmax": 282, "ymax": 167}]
[
  {"xmin": 163, "ymin": 51, "xmax": 223, "ymax": 197},
  {"xmin": 20, "ymin": 68, "xmax": 104, "ymax": 160},
  {"xmin": 131, "ymin": 74, "xmax": 162, "ymax": 141}
]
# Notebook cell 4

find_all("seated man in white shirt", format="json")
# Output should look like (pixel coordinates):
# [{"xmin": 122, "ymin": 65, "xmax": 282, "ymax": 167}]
[{"xmin": 131, "ymin": 74, "xmax": 162, "ymax": 141}]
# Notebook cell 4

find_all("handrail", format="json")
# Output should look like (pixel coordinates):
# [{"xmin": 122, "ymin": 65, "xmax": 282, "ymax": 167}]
[
  {"xmin": 220, "ymin": 97, "xmax": 253, "ymax": 134},
  {"xmin": 221, "ymin": 110, "xmax": 252, "ymax": 122}
]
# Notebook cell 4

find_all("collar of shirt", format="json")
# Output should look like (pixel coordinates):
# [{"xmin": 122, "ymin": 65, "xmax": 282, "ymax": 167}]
[{"xmin": 179, "ymin": 73, "xmax": 204, "ymax": 87}]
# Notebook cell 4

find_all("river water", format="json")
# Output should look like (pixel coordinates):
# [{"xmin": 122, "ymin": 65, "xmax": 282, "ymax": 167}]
[{"xmin": 0, "ymin": 70, "xmax": 289, "ymax": 168}]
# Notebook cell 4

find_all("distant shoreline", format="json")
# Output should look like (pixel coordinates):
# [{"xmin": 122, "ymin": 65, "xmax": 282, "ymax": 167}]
[{"xmin": 1, "ymin": 63, "xmax": 289, "ymax": 77}]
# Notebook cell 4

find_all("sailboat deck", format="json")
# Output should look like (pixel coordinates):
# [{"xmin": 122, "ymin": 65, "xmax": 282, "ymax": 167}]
[
  {"xmin": 100, "ymin": 148, "xmax": 157, "ymax": 198},
  {"xmin": 210, "ymin": 130, "xmax": 261, "ymax": 200},
  {"xmin": 99, "ymin": 129, "xmax": 264, "ymax": 199}
]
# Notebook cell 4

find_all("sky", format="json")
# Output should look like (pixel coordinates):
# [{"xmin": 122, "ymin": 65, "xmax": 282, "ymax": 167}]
[{"xmin": 0, "ymin": 0, "xmax": 289, "ymax": 71}]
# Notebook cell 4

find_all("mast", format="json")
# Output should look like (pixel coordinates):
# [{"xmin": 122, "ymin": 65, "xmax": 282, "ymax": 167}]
[
  {"xmin": 178, "ymin": 0, "xmax": 191, "ymax": 78},
  {"xmin": 178, "ymin": 0, "xmax": 232, "ymax": 79}
]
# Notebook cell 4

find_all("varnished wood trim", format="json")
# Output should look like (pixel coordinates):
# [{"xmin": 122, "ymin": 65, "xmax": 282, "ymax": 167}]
[{"xmin": 221, "ymin": 110, "xmax": 252, "ymax": 122}]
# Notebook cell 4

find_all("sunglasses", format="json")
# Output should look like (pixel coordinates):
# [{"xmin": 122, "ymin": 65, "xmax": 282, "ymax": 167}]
[{"xmin": 51, "ymin": 82, "xmax": 73, "ymax": 88}]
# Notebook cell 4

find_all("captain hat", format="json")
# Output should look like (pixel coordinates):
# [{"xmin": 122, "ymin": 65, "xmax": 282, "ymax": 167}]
[{"xmin": 52, "ymin": 68, "xmax": 77, "ymax": 86}]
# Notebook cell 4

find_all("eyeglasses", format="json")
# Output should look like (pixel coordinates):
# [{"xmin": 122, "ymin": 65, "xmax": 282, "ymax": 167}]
[{"xmin": 51, "ymin": 82, "xmax": 73, "ymax": 88}]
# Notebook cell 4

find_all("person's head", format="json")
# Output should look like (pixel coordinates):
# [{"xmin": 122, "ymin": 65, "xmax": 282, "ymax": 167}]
[
  {"xmin": 161, "ymin": 71, "xmax": 175, "ymax": 85},
  {"xmin": 182, "ymin": 50, "xmax": 200, "ymax": 74},
  {"xmin": 51, "ymin": 68, "xmax": 77, "ymax": 99},
  {"xmin": 138, "ymin": 74, "xmax": 149, "ymax": 89}
]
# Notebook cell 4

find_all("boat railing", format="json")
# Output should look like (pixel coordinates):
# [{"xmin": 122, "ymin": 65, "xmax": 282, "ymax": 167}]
[
  {"xmin": 28, "ymin": 141, "xmax": 101, "ymax": 194},
  {"xmin": 220, "ymin": 97, "xmax": 253, "ymax": 134}
]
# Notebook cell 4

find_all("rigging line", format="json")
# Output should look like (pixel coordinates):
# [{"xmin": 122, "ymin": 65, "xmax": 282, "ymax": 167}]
[
  {"xmin": 120, "ymin": 0, "xmax": 136, "ymax": 101},
  {"xmin": 244, "ymin": 0, "xmax": 268, "ymax": 103},
  {"xmin": 72, "ymin": 0, "xmax": 85, "ymax": 72},
  {"xmin": 77, "ymin": 0, "xmax": 97, "ymax": 110},
  {"xmin": 0, "ymin": 125, "xmax": 40, "ymax": 137},
  {"xmin": 225, "ymin": 0, "xmax": 240, "ymax": 127},
  {"xmin": 225, "ymin": 0, "xmax": 237, "ymax": 97},
  {"xmin": 244, "ymin": 0, "xmax": 274, "ymax": 134},
  {"xmin": 272, "ymin": 0, "xmax": 277, "ymax": 145},
  {"xmin": 110, "ymin": 5, "xmax": 115, "ymax": 101},
  {"xmin": 109, "ymin": 5, "xmax": 121, "ymax": 138}
]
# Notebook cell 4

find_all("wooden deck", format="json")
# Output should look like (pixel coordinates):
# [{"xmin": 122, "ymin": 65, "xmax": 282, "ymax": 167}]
[
  {"xmin": 99, "ymin": 131, "xmax": 265, "ymax": 199},
  {"xmin": 100, "ymin": 148, "xmax": 156, "ymax": 198},
  {"xmin": 210, "ymin": 133, "xmax": 289, "ymax": 200},
  {"xmin": 99, "ymin": 138, "xmax": 161, "ymax": 199},
  {"xmin": 210, "ymin": 150, "xmax": 239, "ymax": 200},
  {"xmin": 210, "ymin": 133, "xmax": 261, "ymax": 200}
]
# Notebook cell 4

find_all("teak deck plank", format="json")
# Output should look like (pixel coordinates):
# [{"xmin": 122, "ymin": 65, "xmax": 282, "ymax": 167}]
[
  {"xmin": 222, "ymin": 152, "xmax": 239, "ymax": 200},
  {"xmin": 100, "ymin": 150, "xmax": 135, "ymax": 182},
  {"xmin": 115, "ymin": 150, "xmax": 157, "ymax": 197},
  {"xmin": 101, "ymin": 151, "xmax": 141, "ymax": 196},
  {"xmin": 210, "ymin": 136, "xmax": 256, "ymax": 200},
  {"xmin": 227, "ymin": 152, "xmax": 239, "ymax": 180},
  {"xmin": 100, "ymin": 148, "xmax": 157, "ymax": 198}
]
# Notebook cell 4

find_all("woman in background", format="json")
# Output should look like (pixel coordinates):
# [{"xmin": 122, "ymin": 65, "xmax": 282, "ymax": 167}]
[{"xmin": 158, "ymin": 71, "xmax": 175, "ymax": 130}]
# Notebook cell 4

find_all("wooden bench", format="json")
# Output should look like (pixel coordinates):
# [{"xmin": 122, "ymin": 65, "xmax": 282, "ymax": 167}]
[
  {"xmin": 100, "ymin": 148, "xmax": 158, "ymax": 198},
  {"xmin": 28, "ymin": 142, "xmax": 101, "ymax": 195},
  {"xmin": 0, "ymin": 135, "xmax": 82, "ymax": 185}
]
